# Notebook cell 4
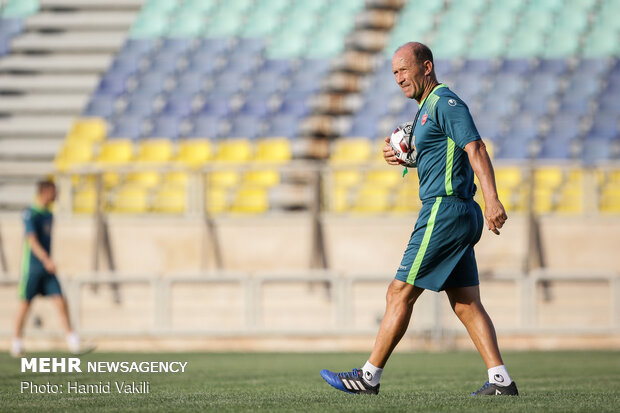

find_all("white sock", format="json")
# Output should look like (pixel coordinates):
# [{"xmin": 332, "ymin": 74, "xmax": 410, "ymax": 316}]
[
  {"xmin": 11, "ymin": 338, "xmax": 23, "ymax": 352},
  {"xmin": 67, "ymin": 332, "xmax": 80, "ymax": 350},
  {"xmin": 362, "ymin": 361, "xmax": 383, "ymax": 387},
  {"xmin": 488, "ymin": 364, "xmax": 512, "ymax": 386}
]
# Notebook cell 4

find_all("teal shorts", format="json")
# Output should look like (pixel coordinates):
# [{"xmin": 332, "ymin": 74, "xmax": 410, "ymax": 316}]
[
  {"xmin": 395, "ymin": 196, "xmax": 483, "ymax": 292},
  {"xmin": 19, "ymin": 268, "xmax": 63, "ymax": 301}
]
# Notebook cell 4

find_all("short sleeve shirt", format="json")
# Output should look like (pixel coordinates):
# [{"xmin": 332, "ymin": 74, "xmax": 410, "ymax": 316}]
[{"xmin": 411, "ymin": 84, "xmax": 481, "ymax": 200}]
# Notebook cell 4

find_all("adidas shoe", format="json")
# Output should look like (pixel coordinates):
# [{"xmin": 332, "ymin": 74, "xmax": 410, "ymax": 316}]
[
  {"xmin": 471, "ymin": 381, "xmax": 519, "ymax": 396},
  {"xmin": 320, "ymin": 368, "xmax": 379, "ymax": 394}
]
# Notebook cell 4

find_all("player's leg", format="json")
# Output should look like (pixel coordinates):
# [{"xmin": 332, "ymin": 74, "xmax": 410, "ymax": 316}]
[
  {"xmin": 368, "ymin": 279, "xmax": 424, "ymax": 368},
  {"xmin": 11, "ymin": 300, "xmax": 31, "ymax": 356},
  {"xmin": 51, "ymin": 294, "xmax": 72, "ymax": 334},
  {"xmin": 319, "ymin": 280, "xmax": 424, "ymax": 394},
  {"xmin": 445, "ymin": 285, "xmax": 518, "ymax": 395}
]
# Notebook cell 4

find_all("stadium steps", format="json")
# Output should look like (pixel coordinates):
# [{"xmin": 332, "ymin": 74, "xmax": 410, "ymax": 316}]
[
  {"xmin": 0, "ymin": 73, "xmax": 99, "ymax": 93},
  {"xmin": 0, "ymin": 94, "xmax": 87, "ymax": 114},
  {"xmin": 0, "ymin": 1, "xmax": 141, "ymax": 211},
  {"xmin": 26, "ymin": 12, "xmax": 136, "ymax": 31},
  {"xmin": 303, "ymin": 0, "xmax": 404, "ymax": 138},
  {"xmin": 11, "ymin": 32, "xmax": 127, "ymax": 54}
]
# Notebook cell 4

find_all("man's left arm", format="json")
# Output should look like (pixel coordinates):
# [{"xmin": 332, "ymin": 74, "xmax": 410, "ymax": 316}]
[{"xmin": 464, "ymin": 140, "xmax": 507, "ymax": 235}]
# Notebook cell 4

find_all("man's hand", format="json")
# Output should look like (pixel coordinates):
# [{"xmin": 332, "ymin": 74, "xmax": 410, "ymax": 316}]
[
  {"xmin": 484, "ymin": 197, "xmax": 507, "ymax": 235},
  {"xmin": 383, "ymin": 136, "xmax": 400, "ymax": 165},
  {"xmin": 42, "ymin": 257, "xmax": 57, "ymax": 274}
]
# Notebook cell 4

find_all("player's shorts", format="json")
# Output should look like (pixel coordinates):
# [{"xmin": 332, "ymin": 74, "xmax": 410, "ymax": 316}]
[
  {"xmin": 19, "ymin": 268, "xmax": 63, "ymax": 301},
  {"xmin": 395, "ymin": 196, "xmax": 483, "ymax": 292}
]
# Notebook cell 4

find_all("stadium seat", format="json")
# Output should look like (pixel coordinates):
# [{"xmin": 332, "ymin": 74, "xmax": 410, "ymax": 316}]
[
  {"xmin": 495, "ymin": 166, "xmax": 523, "ymax": 189},
  {"xmin": 352, "ymin": 184, "xmax": 390, "ymax": 213},
  {"xmin": 55, "ymin": 141, "xmax": 94, "ymax": 171},
  {"xmin": 134, "ymin": 139, "xmax": 173, "ymax": 163},
  {"xmin": 2, "ymin": 0, "xmax": 39, "ymax": 18},
  {"xmin": 68, "ymin": 119, "xmax": 107, "ymax": 143},
  {"xmin": 73, "ymin": 184, "xmax": 98, "ymax": 214},
  {"xmin": 230, "ymin": 186, "xmax": 270, "ymax": 213},
  {"xmin": 152, "ymin": 184, "xmax": 187, "ymax": 213},
  {"xmin": 392, "ymin": 184, "xmax": 422, "ymax": 213},
  {"xmin": 214, "ymin": 138, "xmax": 253, "ymax": 162},
  {"xmin": 330, "ymin": 138, "xmax": 372, "ymax": 164},
  {"xmin": 365, "ymin": 168, "xmax": 402, "ymax": 188},
  {"xmin": 109, "ymin": 185, "xmax": 150, "ymax": 213},
  {"xmin": 125, "ymin": 171, "xmax": 162, "ymax": 188},
  {"xmin": 174, "ymin": 139, "xmax": 212, "ymax": 166},
  {"xmin": 96, "ymin": 140, "xmax": 133, "ymax": 164},
  {"xmin": 534, "ymin": 167, "xmax": 564, "ymax": 189},
  {"xmin": 205, "ymin": 186, "xmax": 229, "ymax": 214}
]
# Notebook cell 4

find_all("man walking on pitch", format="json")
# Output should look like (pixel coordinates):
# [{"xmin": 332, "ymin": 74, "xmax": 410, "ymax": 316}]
[
  {"xmin": 11, "ymin": 180, "xmax": 94, "ymax": 357},
  {"xmin": 320, "ymin": 42, "xmax": 517, "ymax": 396}
]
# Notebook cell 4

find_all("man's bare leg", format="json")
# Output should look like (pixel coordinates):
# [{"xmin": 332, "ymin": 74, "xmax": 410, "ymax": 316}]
[
  {"xmin": 445, "ymin": 285, "xmax": 502, "ymax": 368},
  {"xmin": 368, "ymin": 279, "xmax": 425, "ymax": 368},
  {"xmin": 51, "ymin": 294, "xmax": 72, "ymax": 334}
]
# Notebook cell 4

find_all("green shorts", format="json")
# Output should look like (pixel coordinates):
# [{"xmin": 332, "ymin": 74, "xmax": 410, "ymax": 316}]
[
  {"xmin": 395, "ymin": 196, "xmax": 483, "ymax": 292},
  {"xmin": 19, "ymin": 268, "xmax": 63, "ymax": 301}
]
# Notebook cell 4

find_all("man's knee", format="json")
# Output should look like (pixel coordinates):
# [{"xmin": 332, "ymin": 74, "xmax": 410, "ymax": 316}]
[{"xmin": 386, "ymin": 279, "xmax": 422, "ymax": 306}]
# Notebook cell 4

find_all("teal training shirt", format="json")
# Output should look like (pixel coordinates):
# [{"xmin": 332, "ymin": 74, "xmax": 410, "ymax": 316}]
[
  {"xmin": 411, "ymin": 84, "xmax": 481, "ymax": 201},
  {"xmin": 22, "ymin": 205, "xmax": 53, "ymax": 273}
]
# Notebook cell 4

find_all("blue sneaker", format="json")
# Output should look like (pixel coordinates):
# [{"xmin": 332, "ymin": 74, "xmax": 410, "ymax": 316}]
[
  {"xmin": 471, "ymin": 381, "xmax": 519, "ymax": 396},
  {"xmin": 320, "ymin": 368, "xmax": 379, "ymax": 394}
]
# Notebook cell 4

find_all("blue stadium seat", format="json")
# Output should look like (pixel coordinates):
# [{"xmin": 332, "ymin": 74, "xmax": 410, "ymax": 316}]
[
  {"xmin": 150, "ymin": 115, "xmax": 183, "ymax": 139},
  {"xmin": 162, "ymin": 94, "xmax": 195, "ymax": 117},
  {"xmin": 174, "ymin": 72, "xmax": 205, "ymax": 95},
  {"xmin": 83, "ymin": 96, "xmax": 116, "ymax": 118},
  {"xmin": 124, "ymin": 97, "xmax": 156, "ymax": 118},
  {"xmin": 210, "ymin": 72, "xmax": 246, "ymax": 95},
  {"xmin": 118, "ymin": 39, "xmax": 155, "ymax": 57},
  {"xmin": 348, "ymin": 114, "xmax": 381, "ymax": 138},
  {"xmin": 279, "ymin": 97, "xmax": 312, "ymax": 117},
  {"xmin": 581, "ymin": 139, "xmax": 615, "ymax": 164},
  {"xmin": 227, "ymin": 115, "xmax": 265, "ymax": 139},
  {"xmin": 160, "ymin": 38, "xmax": 194, "ymax": 55},
  {"xmin": 188, "ymin": 115, "xmax": 225, "ymax": 138},
  {"xmin": 495, "ymin": 138, "xmax": 531, "ymax": 159},
  {"xmin": 498, "ymin": 59, "xmax": 532, "ymax": 75},
  {"xmin": 536, "ymin": 59, "xmax": 569, "ymax": 75},
  {"xmin": 251, "ymin": 71, "xmax": 286, "ymax": 95},
  {"xmin": 475, "ymin": 117, "xmax": 505, "ymax": 140},
  {"xmin": 240, "ymin": 99, "xmax": 272, "ymax": 117},
  {"xmin": 196, "ymin": 38, "xmax": 231, "ymax": 55},
  {"xmin": 490, "ymin": 73, "xmax": 524, "ymax": 98},
  {"xmin": 266, "ymin": 114, "xmax": 301, "ymax": 138},
  {"xmin": 261, "ymin": 59, "xmax": 293, "ymax": 75},
  {"xmin": 433, "ymin": 58, "xmax": 455, "ymax": 77},
  {"xmin": 200, "ymin": 99, "xmax": 233, "ymax": 117},
  {"xmin": 557, "ymin": 96, "xmax": 591, "ymax": 115},
  {"xmin": 96, "ymin": 75, "xmax": 128, "ymax": 96},
  {"xmin": 149, "ymin": 52, "xmax": 181, "ymax": 74},
  {"xmin": 597, "ymin": 94, "xmax": 620, "ymax": 113},
  {"xmin": 460, "ymin": 59, "xmax": 495, "ymax": 75},
  {"xmin": 539, "ymin": 138, "xmax": 573, "ymax": 159},
  {"xmin": 550, "ymin": 113, "xmax": 583, "ymax": 136},
  {"xmin": 110, "ymin": 115, "xmax": 144, "ymax": 139}
]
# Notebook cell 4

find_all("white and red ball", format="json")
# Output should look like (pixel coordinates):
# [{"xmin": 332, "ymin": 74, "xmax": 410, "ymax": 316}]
[{"xmin": 389, "ymin": 121, "xmax": 417, "ymax": 167}]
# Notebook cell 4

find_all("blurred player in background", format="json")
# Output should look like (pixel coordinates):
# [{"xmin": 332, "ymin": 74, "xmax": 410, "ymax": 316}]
[
  {"xmin": 320, "ymin": 42, "xmax": 517, "ymax": 396},
  {"xmin": 11, "ymin": 180, "xmax": 94, "ymax": 357}
]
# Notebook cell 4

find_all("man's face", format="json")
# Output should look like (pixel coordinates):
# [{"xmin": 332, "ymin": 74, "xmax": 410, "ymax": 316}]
[
  {"xmin": 392, "ymin": 50, "xmax": 426, "ymax": 100},
  {"xmin": 41, "ymin": 186, "xmax": 57, "ymax": 206}
]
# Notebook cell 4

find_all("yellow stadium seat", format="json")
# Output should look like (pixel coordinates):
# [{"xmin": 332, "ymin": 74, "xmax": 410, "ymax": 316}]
[
  {"xmin": 332, "ymin": 169, "xmax": 362, "ymax": 188},
  {"xmin": 534, "ymin": 166, "xmax": 564, "ymax": 189},
  {"xmin": 125, "ymin": 171, "xmax": 162, "ymax": 188},
  {"xmin": 208, "ymin": 170, "xmax": 240, "ymax": 188},
  {"xmin": 366, "ymin": 168, "xmax": 402, "ymax": 188},
  {"xmin": 495, "ymin": 166, "xmax": 522, "ymax": 189},
  {"xmin": 73, "ymin": 184, "xmax": 97, "ymax": 214},
  {"xmin": 214, "ymin": 138, "xmax": 253, "ymax": 162},
  {"xmin": 496, "ymin": 187, "xmax": 514, "ymax": 212},
  {"xmin": 485, "ymin": 139, "xmax": 495, "ymax": 159},
  {"xmin": 330, "ymin": 137, "xmax": 372, "ymax": 163},
  {"xmin": 134, "ymin": 138, "xmax": 173, "ymax": 163},
  {"xmin": 54, "ymin": 141, "xmax": 94, "ymax": 171},
  {"xmin": 600, "ymin": 190, "xmax": 620, "ymax": 213},
  {"xmin": 230, "ymin": 186, "xmax": 269, "ymax": 213},
  {"xmin": 556, "ymin": 186, "xmax": 583, "ymax": 214},
  {"xmin": 109, "ymin": 184, "xmax": 149, "ymax": 213},
  {"xmin": 533, "ymin": 188, "xmax": 555, "ymax": 214},
  {"xmin": 392, "ymin": 185, "xmax": 422, "ymax": 213},
  {"xmin": 152, "ymin": 184, "xmax": 187, "ymax": 213},
  {"xmin": 206, "ymin": 187, "xmax": 228, "ymax": 214},
  {"xmin": 352, "ymin": 185, "xmax": 390, "ymax": 213},
  {"xmin": 244, "ymin": 169, "xmax": 280, "ymax": 187},
  {"xmin": 175, "ymin": 139, "xmax": 212, "ymax": 166},
  {"xmin": 373, "ymin": 138, "xmax": 389, "ymax": 163},
  {"xmin": 607, "ymin": 168, "xmax": 620, "ymax": 184},
  {"xmin": 165, "ymin": 170, "xmax": 189, "ymax": 186},
  {"xmin": 67, "ymin": 118, "xmax": 106, "ymax": 143},
  {"xmin": 254, "ymin": 137, "xmax": 292, "ymax": 162},
  {"xmin": 96, "ymin": 139, "xmax": 133, "ymax": 164},
  {"xmin": 330, "ymin": 186, "xmax": 350, "ymax": 212}
]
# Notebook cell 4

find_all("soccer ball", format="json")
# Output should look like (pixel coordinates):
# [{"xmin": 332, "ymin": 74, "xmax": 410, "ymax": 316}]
[{"xmin": 389, "ymin": 121, "xmax": 417, "ymax": 167}]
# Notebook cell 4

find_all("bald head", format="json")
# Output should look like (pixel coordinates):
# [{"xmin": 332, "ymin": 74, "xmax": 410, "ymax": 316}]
[{"xmin": 392, "ymin": 42, "xmax": 438, "ymax": 101}]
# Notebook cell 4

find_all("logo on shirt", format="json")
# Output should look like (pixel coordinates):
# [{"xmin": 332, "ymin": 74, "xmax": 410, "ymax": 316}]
[
  {"xmin": 448, "ymin": 99, "xmax": 457, "ymax": 106},
  {"xmin": 421, "ymin": 113, "xmax": 428, "ymax": 125}
]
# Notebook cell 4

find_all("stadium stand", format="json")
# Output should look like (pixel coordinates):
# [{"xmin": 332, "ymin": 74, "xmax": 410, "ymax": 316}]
[{"xmin": 0, "ymin": 0, "xmax": 617, "ymax": 217}]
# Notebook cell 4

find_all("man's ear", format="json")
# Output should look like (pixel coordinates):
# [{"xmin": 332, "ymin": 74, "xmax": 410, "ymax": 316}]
[{"xmin": 424, "ymin": 60, "xmax": 434, "ymax": 76}]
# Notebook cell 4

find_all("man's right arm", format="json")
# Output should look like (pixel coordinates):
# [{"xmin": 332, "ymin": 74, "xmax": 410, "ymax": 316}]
[
  {"xmin": 26, "ymin": 234, "xmax": 56, "ymax": 274},
  {"xmin": 383, "ymin": 136, "xmax": 400, "ymax": 165}
]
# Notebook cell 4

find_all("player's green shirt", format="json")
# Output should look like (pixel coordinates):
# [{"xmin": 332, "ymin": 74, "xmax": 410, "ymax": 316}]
[
  {"xmin": 22, "ymin": 205, "xmax": 53, "ymax": 274},
  {"xmin": 412, "ymin": 84, "xmax": 481, "ymax": 201}
]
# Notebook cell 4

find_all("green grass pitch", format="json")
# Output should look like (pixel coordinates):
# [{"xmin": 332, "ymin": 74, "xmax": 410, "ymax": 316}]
[{"xmin": 1, "ymin": 350, "xmax": 619, "ymax": 412}]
